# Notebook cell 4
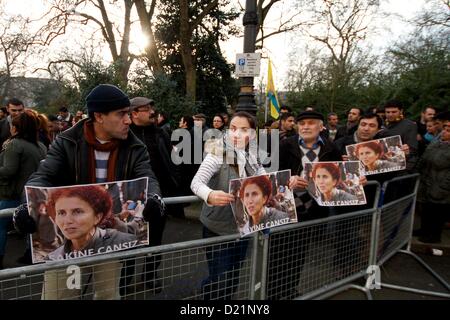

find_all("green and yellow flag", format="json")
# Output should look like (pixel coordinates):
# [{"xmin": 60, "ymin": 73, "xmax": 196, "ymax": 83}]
[{"xmin": 266, "ymin": 59, "xmax": 281, "ymax": 119}]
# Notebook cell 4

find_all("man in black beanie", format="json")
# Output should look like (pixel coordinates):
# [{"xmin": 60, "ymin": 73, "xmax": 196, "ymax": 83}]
[{"xmin": 14, "ymin": 84, "xmax": 164, "ymax": 299}]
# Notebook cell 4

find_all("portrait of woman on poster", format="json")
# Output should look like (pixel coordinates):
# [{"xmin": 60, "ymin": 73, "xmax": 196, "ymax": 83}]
[
  {"xmin": 239, "ymin": 175, "xmax": 290, "ymax": 233},
  {"xmin": 311, "ymin": 163, "xmax": 358, "ymax": 203},
  {"xmin": 355, "ymin": 141, "xmax": 397, "ymax": 172},
  {"xmin": 46, "ymin": 185, "xmax": 137, "ymax": 261}
]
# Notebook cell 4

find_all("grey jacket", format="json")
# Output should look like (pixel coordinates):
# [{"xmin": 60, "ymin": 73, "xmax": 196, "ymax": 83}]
[
  {"xmin": 46, "ymin": 228, "xmax": 138, "ymax": 261},
  {"xmin": 0, "ymin": 138, "xmax": 47, "ymax": 200},
  {"xmin": 417, "ymin": 140, "xmax": 450, "ymax": 204},
  {"xmin": 199, "ymin": 164, "xmax": 241, "ymax": 235}
]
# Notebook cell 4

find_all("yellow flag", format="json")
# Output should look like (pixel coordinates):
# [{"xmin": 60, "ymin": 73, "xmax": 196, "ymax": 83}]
[{"xmin": 266, "ymin": 59, "xmax": 281, "ymax": 119}]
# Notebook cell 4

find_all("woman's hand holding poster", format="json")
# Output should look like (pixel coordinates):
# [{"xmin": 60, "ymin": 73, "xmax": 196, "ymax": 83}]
[
  {"xmin": 229, "ymin": 170, "xmax": 298, "ymax": 237},
  {"xmin": 345, "ymin": 135, "xmax": 406, "ymax": 175},
  {"xmin": 25, "ymin": 177, "xmax": 149, "ymax": 263},
  {"xmin": 303, "ymin": 161, "xmax": 367, "ymax": 207}
]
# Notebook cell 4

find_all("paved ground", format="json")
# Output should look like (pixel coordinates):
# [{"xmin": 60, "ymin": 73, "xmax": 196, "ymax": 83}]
[{"xmin": 1, "ymin": 201, "xmax": 449, "ymax": 300}]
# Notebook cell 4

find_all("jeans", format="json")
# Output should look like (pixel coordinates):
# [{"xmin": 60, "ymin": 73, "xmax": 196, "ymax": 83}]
[
  {"xmin": 0, "ymin": 200, "xmax": 20, "ymax": 256},
  {"xmin": 201, "ymin": 226, "xmax": 249, "ymax": 300}
]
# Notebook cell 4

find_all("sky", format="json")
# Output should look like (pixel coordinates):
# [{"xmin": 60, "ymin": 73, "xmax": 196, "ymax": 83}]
[
  {"xmin": 221, "ymin": 0, "xmax": 429, "ymax": 90},
  {"xmin": 2, "ymin": 0, "xmax": 429, "ymax": 89}
]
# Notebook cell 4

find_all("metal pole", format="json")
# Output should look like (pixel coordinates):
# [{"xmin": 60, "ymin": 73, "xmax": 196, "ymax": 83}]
[{"xmin": 236, "ymin": 0, "xmax": 258, "ymax": 116}]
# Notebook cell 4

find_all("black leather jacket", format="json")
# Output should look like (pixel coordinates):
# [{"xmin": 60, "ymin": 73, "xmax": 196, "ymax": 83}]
[{"xmin": 26, "ymin": 118, "xmax": 161, "ymax": 197}]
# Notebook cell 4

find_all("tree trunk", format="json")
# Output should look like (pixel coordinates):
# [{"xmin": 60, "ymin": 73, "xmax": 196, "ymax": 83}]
[
  {"xmin": 179, "ymin": 0, "xmax": 196, "ymax": 101},
  {"xmin": 134, "ymin": 0, "xmax": 164, "ymax": 75}
]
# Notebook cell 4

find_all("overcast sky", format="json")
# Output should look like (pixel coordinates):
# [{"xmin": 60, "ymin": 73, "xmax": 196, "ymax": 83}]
[
  {"xmin": 3, "ymin": 0, "xmax": 429, "ymax": 88},
  {"xmin": 221, "ymin": 0, "xmax": 429, "ymax": 89}
]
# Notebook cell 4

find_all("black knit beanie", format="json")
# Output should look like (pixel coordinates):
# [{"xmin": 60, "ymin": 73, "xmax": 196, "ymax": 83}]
[{"xmin": 86, "ymin": 84, "xmax": 130, "ymax": 114}]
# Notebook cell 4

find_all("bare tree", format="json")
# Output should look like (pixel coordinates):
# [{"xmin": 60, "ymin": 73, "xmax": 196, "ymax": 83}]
[
  {"xmin": 134, "ymin": 0, "xmax": 164, "ymax": 75},
  {"xmin": 299, "ymin": 0, "xmax": 379, "ymax": 111},
  {"xmin": 0, "ymin": 14, "xmax": 37, "ymax": 103},
  {"xmin": 255, "ymin": 0, "xmax": 306, "ymax": 50},
  {"xmin": 179, "ymin": 0, "xmax": 219, "ymax": 101},
  {"xmin": 37, "ymin": 0, "xmax": 136, "ymax": 85},
  {"xmin": 415, "ymin": 0, "xmax": 450, "ymax": 30}
]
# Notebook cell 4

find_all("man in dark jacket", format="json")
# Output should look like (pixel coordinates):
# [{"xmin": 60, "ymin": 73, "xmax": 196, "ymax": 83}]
[
  {"xmin": 129, "ymin": 96, "xmax": 183, "ymax": 291},
  {"xmin": 268, "ymin": 111, "xmax": 343, "ymax": 300},
  {"xmin": 334, "ymin": 113, "xmax": 388, "ymax": 156},
  {"xmin": 334, "ymin": 107, "xmax": 363, "ymax": 140},
  {"xmin": 384, "ymin": 100, "xmax": 418, "ymax": 172},
  {"xmin": 15, "ymin": 84, "xmax": 164, "ymax": 299},
  {"xmin": 0, "ymin": 98, "xmax": 25, "ymax": 147}
]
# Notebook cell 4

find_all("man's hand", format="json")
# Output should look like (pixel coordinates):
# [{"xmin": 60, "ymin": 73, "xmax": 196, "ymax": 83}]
[
  {"xmin": 13, "ymin": 203, "xmax": 37, "ymax": 234},
  {"xmin": 359, "ymin": 175, "xmax": 368, "ymax": 186},
  {"xmin": 289, "ymin": 175, "xmax": 308, "ymax": 191},
  {"xmin": 401, "ymin": 144, "xmax": 410, "ymax": 156},
  {"xmin": 342, "ymin": 155, "xmax": 350, "ymax": 161},
  {"xmin": 207, "ymin": 191, "xmax": 235, "ymax": 206},
  {"xmin": 143, "ymin": 194, "xmax": 166, "ymax": 222}
]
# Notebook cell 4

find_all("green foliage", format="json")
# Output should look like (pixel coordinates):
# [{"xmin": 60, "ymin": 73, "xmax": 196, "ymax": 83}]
[
  {"xmin": 76, "ymin": 61, "xmax": 125, "ymax": 110},
  {"xmin": 386, "ymin": 33, "xmax": 450, "ymax": 117},
  {"xmin": 33, "ymin": 82, "xmax": 80, "ymax": 116},
  {"xmin": 154, "ymin": 0, "xmax": 240, "ymax": 119},
  {"xmin": 285, "ymin": 30, "xmax": 450, "ymax": 119},
  {"xmin": 129, "ymin": 71, "xmax": 199, "ymax": 128}
]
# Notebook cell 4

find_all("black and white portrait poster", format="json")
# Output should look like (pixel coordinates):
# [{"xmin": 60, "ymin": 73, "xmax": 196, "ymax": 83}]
[
  {"xmin": 229, "ymin": 170, "xmax": 298, "ymax": 237},
  {"xmin": 25, "ymin": 177, "xmax": 149, "ymax": 263},
  {"xmin": 303, "ymin": 161, "xmax": 367, "ymax": 206},
  {"xmin": 345, "ymin": 135, "xmax": 406, "ymax": 175}
]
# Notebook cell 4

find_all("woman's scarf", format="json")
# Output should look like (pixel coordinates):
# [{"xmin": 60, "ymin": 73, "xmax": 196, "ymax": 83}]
[{"xmin": 83, "ymin": 120, "xmax": 120, "ymax": 183}]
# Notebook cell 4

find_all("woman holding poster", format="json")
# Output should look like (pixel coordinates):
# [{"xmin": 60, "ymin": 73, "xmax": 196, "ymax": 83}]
[
  {"xmin": 191, "ymin": 111, "xmax": 265, "ymax": 300},
  {"xmin": 46, "ymin": 185, "xmax": 138, "ymax": 261},
  {"xmin": 312, "ymin": 163, "xmax": 358, "ymax": 204},
  {"xmin": 240, "ymin": 175, "xmax": 290, "ymax": 234}
]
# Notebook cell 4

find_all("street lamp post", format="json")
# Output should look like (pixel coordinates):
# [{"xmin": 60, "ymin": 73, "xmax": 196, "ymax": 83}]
[{"xmin": 236, "ymin": 0, "xmax": 258, "ymax": 116}]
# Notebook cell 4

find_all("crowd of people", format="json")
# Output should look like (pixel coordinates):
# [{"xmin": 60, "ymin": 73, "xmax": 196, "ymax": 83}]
[{"xmin": 0, "ymin": 85, "xmax": 448, "ymax": 301}]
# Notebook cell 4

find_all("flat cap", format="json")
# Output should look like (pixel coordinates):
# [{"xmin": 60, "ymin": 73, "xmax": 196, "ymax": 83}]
[
  {"xmin": 296, "ymin": 110, "xmax": 324, "ymax": 122},
  {"xmin": 194, "ymin": 113, "xmax": 206, "ymax": 119},
  {"xmin": 130, "ymin": 97, "xmax": 154, "ymax": 110}
]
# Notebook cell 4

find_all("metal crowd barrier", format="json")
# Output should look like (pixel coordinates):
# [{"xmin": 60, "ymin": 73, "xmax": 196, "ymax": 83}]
[
  {"xmin": 0, "ymin": 176, "xmax": 449, "ymax": 300},
  {"xmin": 372, "ymin": 173, "xmax": 450, "ymax": 299},
  {"xmin": 0, "ymin": 232, "xmax": 257, "ymax": 300}
]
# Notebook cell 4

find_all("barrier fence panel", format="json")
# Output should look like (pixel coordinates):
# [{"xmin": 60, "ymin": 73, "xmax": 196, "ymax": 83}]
[
  {"xmin": 2, "ymin": 177, "xmax": 449, "ymax": 300},
  {"xmin": 0, "ymin": 233, "xmax": 257, "ymax": 300},
  {"xmin": 264, "ymin": 208, "xmax": 377, "ymax": 300},
  {"xmin": 375, "ymin": 193, "xmax": 418, "ymax": 266},
  {"xmin": 374, "ymin": 173, "xmax": 450, "ymax": 298}
]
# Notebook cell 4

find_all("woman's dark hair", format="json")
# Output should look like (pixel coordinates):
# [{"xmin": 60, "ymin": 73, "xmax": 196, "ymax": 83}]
[
  {"xmin": 239, "ymin": 175, "xmax": 272, "ymax": 205},
  {"xmin": 230, "ymin": 111, "xmax": 256, "ymax": 129},
  {"xmin": 355, "ymin": 141, "xmax": 383, "ymax": 158},
  {"xmin": 47, "ymin": 185, "xmax": 112, "ymax": 227},
  {"xmin": 312, "ymin": 162, "xmax": 341, "ymax": 184},
  {"xmin": 11, "ymin": 110, "xmax": 39, "ymax": 145}
]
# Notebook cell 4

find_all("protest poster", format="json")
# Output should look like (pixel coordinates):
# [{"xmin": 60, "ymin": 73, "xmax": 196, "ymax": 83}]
[
  {"xmin": 303, "ymin": 161, "xmax": 367, "ymax": 206},
  {"xmin": 229, "ymin": 170, "xmax": 297, "ymax": 237},
  {"xmin": 345, "ymin": 135, "xmax": 406, "ymax": 175},
  {"xmin": 25, "ymin": 177, "xmax": 148, "ymax": 263}
]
